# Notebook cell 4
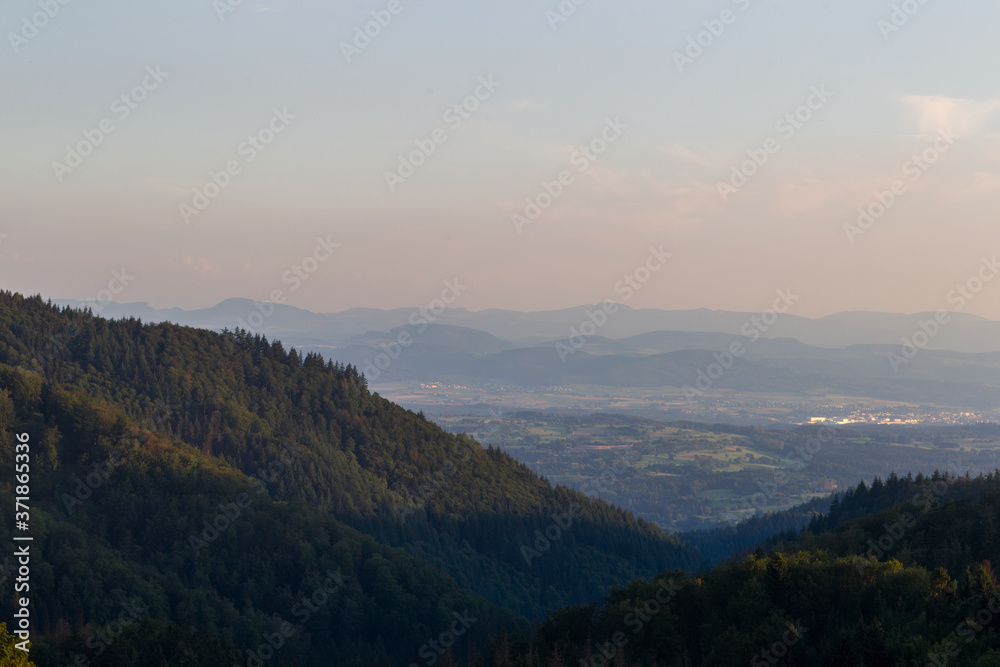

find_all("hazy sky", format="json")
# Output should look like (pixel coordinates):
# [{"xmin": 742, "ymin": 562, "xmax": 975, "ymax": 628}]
[{"xmin": 2, "ymin": 0, "xmax": 999, "ymax": 318}]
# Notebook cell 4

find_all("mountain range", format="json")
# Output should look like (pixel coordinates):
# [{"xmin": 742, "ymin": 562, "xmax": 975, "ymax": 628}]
[
  {"xmin": 54, "ymin": 298, "xmax": 1000, "ymax": 353},
  {"xmin": 49, "ymin": 298, "xmax": 1000, "ymax": 411}
]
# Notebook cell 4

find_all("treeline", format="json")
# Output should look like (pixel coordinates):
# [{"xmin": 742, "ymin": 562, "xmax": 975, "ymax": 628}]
[
  {"xmin": 475, "ymin": 476, "xmax": 1000, "ymax": 666},
  {"xmin": 683, "ymin": 469, "xmax": 989, "ymax": 566},
  {"xmin": 682, "ymin": 496, "xmax": 829, "ymax": 565}
]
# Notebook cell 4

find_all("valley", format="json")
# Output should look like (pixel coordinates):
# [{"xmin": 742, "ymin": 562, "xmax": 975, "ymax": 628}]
[
  {"xmin": 375, "ymin": 380, "xmax": 998, "ymax": 426},
  {"xmin": 422, "ymin": 408, "xmax": 1000, "ymax": 531}
]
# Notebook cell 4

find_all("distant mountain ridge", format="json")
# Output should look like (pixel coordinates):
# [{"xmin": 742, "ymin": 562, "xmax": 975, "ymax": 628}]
[
  {"xmin": 53, "ymin": 298, "xmax": 1000, "ymax": 352},
  {"xmin": 50, "ymin": 298, "xmax": 1000, "ymax": 409}
]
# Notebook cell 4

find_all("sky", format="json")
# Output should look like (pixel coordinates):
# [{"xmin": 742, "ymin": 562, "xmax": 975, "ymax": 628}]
[{"xmin": 1, "ymin": 0, "xmax": 999, "ymax": 319}]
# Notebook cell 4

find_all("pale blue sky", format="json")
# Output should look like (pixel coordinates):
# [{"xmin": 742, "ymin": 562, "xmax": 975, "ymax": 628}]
[{"xmin": 2, "ymin": 0, "xmax": 999, "ymax": 317}]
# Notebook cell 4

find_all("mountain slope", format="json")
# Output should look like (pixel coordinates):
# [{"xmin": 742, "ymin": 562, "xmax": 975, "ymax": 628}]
[
  {"xmin": 476, "ymin": 471, "xmax": 1000, "ymax": 666},
  {"xmin": 0, "ymin": 291, "xmax": 704, "ymax": 662},
  {"xmin": 0, "ymin": 372, "xmax": 515, "ymax": 666}
]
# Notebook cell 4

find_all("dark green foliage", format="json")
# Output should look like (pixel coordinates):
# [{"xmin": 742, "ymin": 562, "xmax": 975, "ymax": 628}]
[
  {"xmin": 476, "ymin": 473, "xmax": 1000, "ymax": 666},
  {"xmin": 0, "ymin": 291, "xmax": 702, "ymax": 664},
  {"xmin": 0, "ymin": 377, "xmax": 514, "ymax": 666},
  {"xmin": 683, "ymin": 496, "xmax": 829, "ymax": 565}
]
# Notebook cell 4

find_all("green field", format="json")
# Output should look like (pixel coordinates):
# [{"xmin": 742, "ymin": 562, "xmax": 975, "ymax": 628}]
[{"xmin": 430, "ymin": 410, "xmax": 1000, "ymax": 531}]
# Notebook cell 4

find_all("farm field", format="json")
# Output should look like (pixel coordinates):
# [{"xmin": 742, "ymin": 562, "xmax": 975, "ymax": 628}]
[{"xmin": 428, "ymin": 409, "xmax": 1000, "ymax": 531}]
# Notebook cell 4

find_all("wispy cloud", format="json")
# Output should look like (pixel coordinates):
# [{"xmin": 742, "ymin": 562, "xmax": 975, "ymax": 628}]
[{"xmin": 903, "ymin": 95, "xmax": 1000, "ymax": 136}]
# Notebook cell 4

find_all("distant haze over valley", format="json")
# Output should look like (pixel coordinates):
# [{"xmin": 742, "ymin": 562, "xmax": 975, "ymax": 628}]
[
  {"xmin": 54, "ymin": 297, "xmax": 1000, "ymax": 352},
  {"xmin": 53, "ymin": 298, "xmax": 1000, "ymax": 424}
]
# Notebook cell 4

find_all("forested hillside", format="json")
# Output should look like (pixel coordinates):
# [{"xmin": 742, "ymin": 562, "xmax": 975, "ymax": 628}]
[
  {"xmin": 477, "ymin": 472, "xmax": 1000, "ymax": 666},
  {"xmin": 0, "ymin": 363, "xmax": 520, "ymax": 665},
  {"xmin": 0, "ymin": 291, "xmax": 703, "ymax": 664}
]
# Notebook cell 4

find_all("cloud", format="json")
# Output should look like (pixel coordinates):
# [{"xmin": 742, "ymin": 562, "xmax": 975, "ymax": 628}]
[{"xmin": 903, "ymin": 95, "xmax": 1000, "ymax": 136}]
